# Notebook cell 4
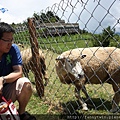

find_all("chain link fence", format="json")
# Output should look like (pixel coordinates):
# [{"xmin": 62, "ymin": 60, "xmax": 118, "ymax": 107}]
[{"xmin": 13, "ymin": 0, "xmax": 120, "ymax": 118}]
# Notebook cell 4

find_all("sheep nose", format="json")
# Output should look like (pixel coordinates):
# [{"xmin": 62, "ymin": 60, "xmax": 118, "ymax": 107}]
[{"xmin": 78, "ymin": 74, "xmax": 83, "ymax": 78}]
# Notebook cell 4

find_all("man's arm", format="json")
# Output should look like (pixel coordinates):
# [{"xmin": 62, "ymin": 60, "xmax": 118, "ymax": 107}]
[{"xmin": 0, "ymin": 65, "xmax": 23, "ymax": 84}]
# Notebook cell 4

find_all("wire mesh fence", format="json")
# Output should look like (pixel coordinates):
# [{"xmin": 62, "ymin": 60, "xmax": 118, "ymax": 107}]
[{"xmin": 13, "ymin": 0, "xmax": 120, "ymax": 118}]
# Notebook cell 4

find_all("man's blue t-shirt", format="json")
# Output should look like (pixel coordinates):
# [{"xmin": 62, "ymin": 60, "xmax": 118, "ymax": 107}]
[{"xmin": 0, "ymin": 44, "xmax": 22, "ymax": 76}]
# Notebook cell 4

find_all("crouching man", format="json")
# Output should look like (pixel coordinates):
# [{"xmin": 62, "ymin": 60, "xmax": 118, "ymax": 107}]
[{"xmin": 0, "ymin": 22, "xmax": 36, "ymax": 120}]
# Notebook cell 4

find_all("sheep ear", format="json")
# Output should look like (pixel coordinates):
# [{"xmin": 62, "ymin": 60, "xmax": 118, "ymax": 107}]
[
  {"xmin": 56, "ymin": 55, "xmax": 64, "ymax": 60},
  {"xmin": 81, "ymin": 54, "xmax": 86, "ymax": 59}
]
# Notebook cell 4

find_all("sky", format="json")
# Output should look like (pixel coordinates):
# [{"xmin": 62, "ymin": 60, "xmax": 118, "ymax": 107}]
[
  {"xmin": 0, "ymin": 0, "xmax": 62, "ymax": 24},
  {"xmin": 0, "ymin": 0, "xmax": 120, "ymax": 33}
]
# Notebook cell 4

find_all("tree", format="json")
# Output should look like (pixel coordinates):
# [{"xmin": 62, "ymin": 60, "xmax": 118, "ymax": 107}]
[
  {"xmin": 33, "ymin": 13, "xmax": 40, "ymax": 20},
  {"xmin": 92, "ymin": 26, "xmax": 115, "ymax": 47},
  {"xmin": 33, "ymin": 11, "xmax": 61, "ymax": 23}
]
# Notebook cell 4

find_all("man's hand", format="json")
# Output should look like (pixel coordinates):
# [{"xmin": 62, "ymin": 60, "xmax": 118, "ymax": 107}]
[{"xmin": 0, "ymin": 77, "xmax": 4, "ymax": 94}]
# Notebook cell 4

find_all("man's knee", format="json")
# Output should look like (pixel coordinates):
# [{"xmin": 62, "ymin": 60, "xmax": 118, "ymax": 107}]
[{"xmin": 23, "ymin": 82, "xmax": 33, "ymax": 93}]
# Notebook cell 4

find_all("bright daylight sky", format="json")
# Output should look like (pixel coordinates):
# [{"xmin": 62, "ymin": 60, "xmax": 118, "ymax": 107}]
[
  {"xmin": 0, "ymin": 0, "xmax": 62, "ymax": 24},
  {"xmin": 0, "ymin": 0, "xmax": 120, "ymax": 33}
]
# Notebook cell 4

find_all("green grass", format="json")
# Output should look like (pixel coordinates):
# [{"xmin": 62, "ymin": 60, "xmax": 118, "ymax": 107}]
[
  {"xmin": 14, "ymin": 49, "xmax": 119, "ymax": 120},
  {"xmin": 15, "ymin": 33, "xmax": 120, "ymax": 119},
  {"xmin": 38, "ymin": 34, "xmax": 93, "ymax": 53},
  {"xmin": 39, "ymin": 40, "xmax": 93, "ymax": 54}
]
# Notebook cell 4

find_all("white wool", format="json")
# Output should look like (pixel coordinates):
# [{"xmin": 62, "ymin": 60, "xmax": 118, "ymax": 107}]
[{"xmin": 55, "ymin": 47, "xmax": 120, "ymax": 112}]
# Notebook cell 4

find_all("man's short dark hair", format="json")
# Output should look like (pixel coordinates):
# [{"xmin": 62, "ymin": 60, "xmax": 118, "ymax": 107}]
[{"xmin": 0, "ymin": 22, "xmax": 15, "ymax": 39}]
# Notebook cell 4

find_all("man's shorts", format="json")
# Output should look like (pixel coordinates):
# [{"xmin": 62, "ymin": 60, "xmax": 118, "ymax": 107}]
[{"xmin": 2, "ymin": 77, "xmax": 31, "ymax": 102}]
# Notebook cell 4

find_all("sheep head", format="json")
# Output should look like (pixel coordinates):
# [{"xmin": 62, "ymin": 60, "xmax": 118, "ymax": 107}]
[{"xmin": 56, "ymin": 54, "xmax": 86, "ymax": 79}]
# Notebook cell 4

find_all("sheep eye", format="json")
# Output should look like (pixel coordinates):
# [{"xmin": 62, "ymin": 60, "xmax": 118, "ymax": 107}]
[
  {"xmin": 70, "ymin": 63, "xmax": 73, "ymax": 66},
  {"xmin": 69, "ymin": 61, "xmax": 73, "ymax": 66},
  {"xmin": 67, "ymin": 59, "xmax": 71, "ymax": 63},
  {"xmin": 66, "ymin": 58, "xmax": 71, "ymax": 63},
  {"xmin": 66, "ymin": 59, "xmax": 74, "ymax": 66}
]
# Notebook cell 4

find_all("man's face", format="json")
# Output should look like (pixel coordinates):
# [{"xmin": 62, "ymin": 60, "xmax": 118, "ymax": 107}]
[{"xmin": 0, "ymin": 32, "xmax": 14, "ymax": 54}]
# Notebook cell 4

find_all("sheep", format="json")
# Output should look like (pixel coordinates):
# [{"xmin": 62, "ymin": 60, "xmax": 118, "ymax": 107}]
[
  {"xmin": 55, "ymin": 47, "xmax": 120, "ymax": 113},
  {"xmin": 17, "ymin": 43, "xmax": 24, "ymax": 48},
  {"xmin": 20, "ymin": 48, "xmax": 49, "ymax": 86}
]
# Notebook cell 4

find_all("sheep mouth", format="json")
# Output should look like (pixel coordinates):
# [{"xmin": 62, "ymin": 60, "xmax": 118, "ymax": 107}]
[{"xmin": 75, "ymin": 74, "xmax": 84, "ymax": 79}]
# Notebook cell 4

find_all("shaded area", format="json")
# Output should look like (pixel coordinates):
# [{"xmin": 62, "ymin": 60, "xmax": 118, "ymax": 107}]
[{"xmin": 60, "ymin": 97, "xmax": 112, "ymax": 114}]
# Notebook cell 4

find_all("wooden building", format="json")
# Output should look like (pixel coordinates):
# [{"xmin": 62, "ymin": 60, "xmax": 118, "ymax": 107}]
[{"xmin": 36, "ymin": 20, "xmax": 80, "ymax": 36}]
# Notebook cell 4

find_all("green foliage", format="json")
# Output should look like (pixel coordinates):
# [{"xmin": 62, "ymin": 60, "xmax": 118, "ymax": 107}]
[
  {"xmin": 14, "ymin": 27, "xmax": 120, "ymax": 54},
  {"xmin": 14, "ymin": 30, "xmax": 30, "ymax": 44},
  {"xmin": 38, "ymin": 34, "xmax": 93, "ymax": 53},
  {"xmin": 14, "ymin": 30, "xmax": 120, "ymax": 116},
  {"xmin": 92, "ymin": 26, "xmax": 115, "ymax": 47},
  {"xmin": 33, "ymin": 12, "xmax": 40, "ymax": 20},
  {"xmin": 109, "ymin": 34, "xmax": 120, "ymax": 48},
  {"xmin": 33, "ymin": 11, "xmax": 60, "ymax": 23}
]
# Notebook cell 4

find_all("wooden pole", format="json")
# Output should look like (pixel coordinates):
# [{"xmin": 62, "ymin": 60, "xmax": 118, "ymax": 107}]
[{"xmin": 28, "ymin": 18, "xmax": 44, "ymax": 98}]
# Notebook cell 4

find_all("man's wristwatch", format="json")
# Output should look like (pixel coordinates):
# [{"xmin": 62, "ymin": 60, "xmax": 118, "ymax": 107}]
[{"xmin": 2, "ymin": 76, "xmax": 6, "ymax": 84}]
